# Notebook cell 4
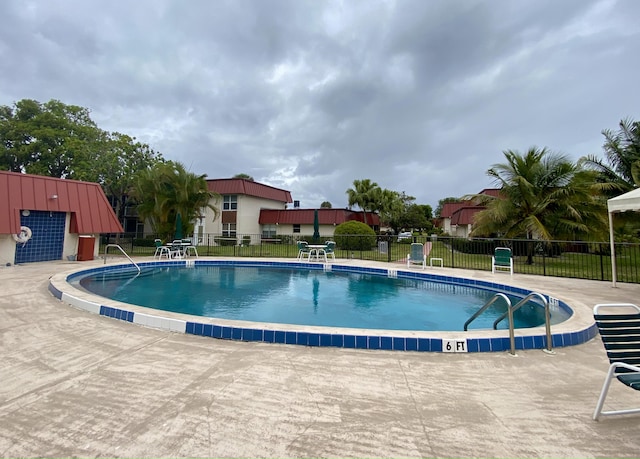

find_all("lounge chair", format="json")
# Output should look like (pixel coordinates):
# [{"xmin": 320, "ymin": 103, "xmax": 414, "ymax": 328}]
[
  {"xmin": 324, "ymin": 241, "xmax": 336, "ymax": 261},
  {"xmin": 593, "ymin": 303, "xmax": 640, "ymax": 421},
  {"xmin": 297, "ymin": 241, "xmax": 310, "ymax": 260},
  {"xmin": 407, "ymin": 243, "xmax": 426, "ymax": 269},
  {"xmin": 492, "ymin": 247, "xmax": 513, "ymax": 275}
]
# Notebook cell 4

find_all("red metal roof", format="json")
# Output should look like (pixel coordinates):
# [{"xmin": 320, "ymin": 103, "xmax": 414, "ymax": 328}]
[
  {"xmin": 259, "ymin": 208, "xmax": 380, "ymax": 226},
  {"xmin": 479, "ymin": 188, "xmax": 502, "ymax": 198},
  {"xmin": 450, "ymin": 206, "xmax": 485, "ymax": 225},
  {"xmin": 207, "ymin": 178, "xmax": 293, "ymax": 203},
  {"xmin": 0, "ymin": 171, "xmax": 124, "ymax": 235},
  {"xmin": 440, "ymin": 202, "xmax": 470, "ymax": 218}
]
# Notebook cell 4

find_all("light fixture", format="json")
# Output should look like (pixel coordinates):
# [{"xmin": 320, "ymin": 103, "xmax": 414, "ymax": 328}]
[
  {"xmin": 50, "ymin": 194, "xmax": 58, "ymax": 200},
  {"xmin": 22, "ymin": 210, "xmax": 30, "ymax": 217}
]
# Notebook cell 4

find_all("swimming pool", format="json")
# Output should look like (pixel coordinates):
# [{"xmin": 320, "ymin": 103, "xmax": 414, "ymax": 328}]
[
  {"xmin": 51, "ymin": 259, "xmax": 597, "ymax": 353},
  {"xmin": 70, "ymin": 265, "xmax": 569, "ymax": 332}
]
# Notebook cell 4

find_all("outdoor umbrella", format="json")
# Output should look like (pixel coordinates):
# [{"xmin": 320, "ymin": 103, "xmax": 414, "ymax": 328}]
[
  {"xmin": 175, "ymin": 212, "xmax": 183, "ymax": 240},
  {"xmin": 312, "ymin": 209, "xmax": 320, "ymax": 243}
]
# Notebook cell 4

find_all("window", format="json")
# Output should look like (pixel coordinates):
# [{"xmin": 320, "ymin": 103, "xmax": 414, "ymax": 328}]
[
  {"xmin": 262, "ymin": 224, "xmax": 276, "ymax": 238},
  {"xmin": 293, "ymin": 224, "xmax": 300, "ymax": 233},
  {"xmin": 222, "ymin": 223, "xmax": 236, "ymax": 237},
  {"xmin": 223, "ymin": 195, "xmax": 237, "ymax": 210}
]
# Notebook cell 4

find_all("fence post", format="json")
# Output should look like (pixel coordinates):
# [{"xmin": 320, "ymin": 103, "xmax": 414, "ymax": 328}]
[
  {"xmin": 451, "ymin": 238, "xmax": 455, "ymax": 269},
  {"xmin": 599, "ymin": 243, "xmax": 605, "ymax": 281}
]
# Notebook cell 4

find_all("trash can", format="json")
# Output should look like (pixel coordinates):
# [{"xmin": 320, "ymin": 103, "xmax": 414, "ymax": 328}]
[{"xmin": 77, "ymin": 236, "xmax": 96, "ymax": 261}]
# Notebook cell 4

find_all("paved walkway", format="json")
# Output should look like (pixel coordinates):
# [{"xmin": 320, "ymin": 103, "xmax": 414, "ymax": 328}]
[{"xmin": 1, "ymin": 259, "xmax": 640, "ymax": 458}]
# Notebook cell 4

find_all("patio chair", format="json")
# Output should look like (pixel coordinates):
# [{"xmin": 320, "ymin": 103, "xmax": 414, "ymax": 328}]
[
  {"xmin": 297, "ymin": 241, "xmax": 310, "ymax": 260},
  {"xmin": 324, "ymin": 241, "xmax": 336, "ymax": 261},
  {"xmin": 593, "ymin": 303, "xmax": 640, "ymax": 421},
  {"xmin": 407, "ymin": 243, "xmax": 426, "ymax": 269},
  {"xmin": 170, "ymin": 240, "xmax": 184, "ymax": 259},
  {"xmin": 154, "ymin": 239, "xmax": 170, "ymax": 260},
  {"xmin": 492, "ymin": 247, "xmax": 513, "ymax": 275}
]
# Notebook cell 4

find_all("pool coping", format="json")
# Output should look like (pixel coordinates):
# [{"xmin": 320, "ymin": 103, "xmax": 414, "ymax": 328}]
[{"xmin": 49, "ymin": 258, "xmax": 598, "ymax": 353}]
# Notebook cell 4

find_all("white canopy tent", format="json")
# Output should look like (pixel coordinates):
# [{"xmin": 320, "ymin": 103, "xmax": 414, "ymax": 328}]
[{"xmin": 608, "ymin": 187, "xmax": 640, "ymax": 287}]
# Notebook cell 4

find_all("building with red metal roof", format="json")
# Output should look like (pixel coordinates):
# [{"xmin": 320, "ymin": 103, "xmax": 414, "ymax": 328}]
[
  {"xmin": 0, "ymin": 171, "xmax": 123, "ymax": 265},
  {"xmin": 437, "ymin": 189, "xmax": 501, "ymax": 237},
  {"xmin": 195, "ymin": 178, "xmax": 380, "ymax": 245},
  {"xmin": 207, "ymin": 178, "xmax": 293, "ymax": 204},
  {"xmin": 259, "ymin": 208, "xmax": 380, "ymax": 239}
]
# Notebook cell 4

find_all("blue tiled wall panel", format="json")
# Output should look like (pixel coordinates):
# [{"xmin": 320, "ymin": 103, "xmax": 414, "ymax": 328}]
[{"xmin": 16, "ymin": 210, "xmax": 66, "ymax": 263}]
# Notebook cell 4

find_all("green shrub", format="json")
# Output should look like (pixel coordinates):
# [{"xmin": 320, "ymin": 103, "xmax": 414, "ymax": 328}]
[{"xmin": 333, "ymin": 221, "xmax": 377, "ymax": 250}]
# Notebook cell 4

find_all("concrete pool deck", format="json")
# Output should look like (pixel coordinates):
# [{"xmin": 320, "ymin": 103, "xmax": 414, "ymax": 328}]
[{"xmin": 2, "ymin": 258, "xmax": 640, "ymax": 457}]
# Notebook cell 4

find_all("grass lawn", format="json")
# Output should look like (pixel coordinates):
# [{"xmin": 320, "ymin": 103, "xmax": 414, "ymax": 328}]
[{"xmin": 103, "ymin": 240, "xmax": 639, "ymax": 284}]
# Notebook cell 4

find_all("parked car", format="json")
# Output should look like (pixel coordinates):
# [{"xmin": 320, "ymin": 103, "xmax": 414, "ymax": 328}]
[{"xmin": 397, "ymin": 232, "xmax": 412, "ymax": 241}]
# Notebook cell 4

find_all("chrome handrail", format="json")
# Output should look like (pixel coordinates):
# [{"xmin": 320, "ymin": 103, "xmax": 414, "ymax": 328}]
[
  {"xmin": 104, "ymin": 244, "xmax": 141, "ymax": 273},
  {"xmin": 464, "ymin": 293, "xmax": 512, "ymax": 331},
  {"xmin": 493, "ymin": 292, "xmax": 552, "ymax": 353}
]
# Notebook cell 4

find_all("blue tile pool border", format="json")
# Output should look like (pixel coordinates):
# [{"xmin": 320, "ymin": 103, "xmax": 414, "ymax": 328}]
[{"xmin": 55, "ymin": 259, "xmax": 597, "ymax": 353}]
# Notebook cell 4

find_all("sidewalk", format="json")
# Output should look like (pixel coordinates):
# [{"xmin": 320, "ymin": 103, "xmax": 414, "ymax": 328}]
[{"xmin": 1, "ymin": 259, "xmax": 639, "ymax": 458}]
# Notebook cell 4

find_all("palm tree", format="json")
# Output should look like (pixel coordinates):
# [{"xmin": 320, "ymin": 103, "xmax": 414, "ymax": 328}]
[
  {"xmin": 580, "ymin": 118, "xmax": 640, "ymax": 197},
  {"xmin": 470, "ymin": 147, "xmax": 607, "ymax": 263},
  {"xmin": 346, "ymin": 179, "xmax": 381, "ymax": 225},
  {"xmin": 132, "ymin": 161, "xmax": 219, "ymax": 240}
]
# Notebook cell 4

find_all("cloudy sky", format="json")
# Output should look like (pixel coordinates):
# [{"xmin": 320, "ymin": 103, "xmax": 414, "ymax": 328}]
[{"xmin": 1, "ymin": 0, "xmax": 639, "ymax": 209}]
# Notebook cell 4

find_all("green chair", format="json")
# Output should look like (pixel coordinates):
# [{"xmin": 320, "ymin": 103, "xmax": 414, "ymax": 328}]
[
  {"xmin": 492, "ymin": 247, "xmax": 513, "ymax": 275},
  {"xmin": 296, "ymin": 241, "xmax": 310, "ymax": 261},
  {"xmin": 324, "ymin": 241, "xmax": 336, "ymax": 261},
  {"xmin": 154, "ymin": 239, "xmax": 170, "ymax": 259},
  {"xmin": 407, "ymin": 243, "xmax": 426, "ymax": 269},
  {"xmin": 593, "ymin": 303, "xmax": 640, "ymax": 420}
]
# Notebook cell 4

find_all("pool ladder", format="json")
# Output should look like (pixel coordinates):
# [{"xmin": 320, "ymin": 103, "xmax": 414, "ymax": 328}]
[
  {"xmin": 104, "ymin": 244, "xmax": 141, "ymax": 274},
  {"xmin": 464, "ymin": 292, "xmax": 553, "ymax": 355}
]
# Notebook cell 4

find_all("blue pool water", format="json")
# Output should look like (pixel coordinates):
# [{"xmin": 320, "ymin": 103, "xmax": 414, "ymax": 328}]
[{"xmin": 72, "ymin": 265, "xmax": 570, "ymax": 332}]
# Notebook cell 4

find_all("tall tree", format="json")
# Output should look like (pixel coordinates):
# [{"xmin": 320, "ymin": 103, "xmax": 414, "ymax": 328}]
[
  {"xmin": 233, "ymin": 173, "xmax": 254, "ymax": 181},
  {"xmin": 470, "ymin": 147, "xmax": 607, "ymax": 262},
  {"xmin": 377, "ymin": 190, "xmax": 410, "ymax": 232},
  {"xmin": 580, "ymin": 118, "xmax": 640, "ymax": 197},
  {"xmin": 0, "ymin": 99, "xmax": 163, "ymax": 225},
  {"xmin": 0, "ymin": 99, "xmax": 103, "ymax": 178},
  {"xmin": 320, "ymin": 201, "xmax": 332, "ymax": 208},
  {"xmin": 91, "ymin": 132, "xmax": 164, "ymax": 223},
  {"xmin": 131, "ymin": 161, "xmax": 219, "ymax": 240},
  {"xmin": 346, "ymin": 179, "xmax": 380, "ymax": 225}
]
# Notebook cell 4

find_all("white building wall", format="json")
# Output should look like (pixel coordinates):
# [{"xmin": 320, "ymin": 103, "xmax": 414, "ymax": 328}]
[
  {"xmin": 442, "ymin": 217, "xmax": 452, "ymax": 235},
  {"xmin": 200, "ymin": 195, "xmax": 287, "ymax": 237},
  {"xmin": 237, "ymin": 195, "xmax": 285, "ymax": 235},
  {"xmin": 0, "ymin": 236, "xmax": 16, "ymax": 266},
  {"xmin": 451, "ymin": 224, "xmax": 472, "ymax": 238}
]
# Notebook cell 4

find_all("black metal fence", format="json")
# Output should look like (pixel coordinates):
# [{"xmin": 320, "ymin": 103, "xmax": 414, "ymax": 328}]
[{"xmin": 100, "ymin": 233, "xmax": 640, "ymax": 284}]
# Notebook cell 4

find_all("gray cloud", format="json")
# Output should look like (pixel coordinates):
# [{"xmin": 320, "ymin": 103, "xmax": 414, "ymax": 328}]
[{"xmin": 1, "ymin": 0, "xmax": 639, "ymax": 209}]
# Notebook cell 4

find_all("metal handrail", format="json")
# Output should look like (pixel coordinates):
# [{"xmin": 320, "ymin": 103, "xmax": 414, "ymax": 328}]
[
  {"xmin": 464, "ymin": 293, "xmax": 512, "ymax": 331},
  {"xmin": 104, "ymin": 244, "xmax": 140, "ymax": 273},
  {"xmin": 492, "ymin": 292, "xmax": 553, "ymax": 353}
]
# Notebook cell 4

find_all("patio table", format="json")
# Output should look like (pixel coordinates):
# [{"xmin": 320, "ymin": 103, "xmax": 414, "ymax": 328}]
[{"xmin": 307, "ymin": 244, "xmax": 328, "ymax": 263}]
